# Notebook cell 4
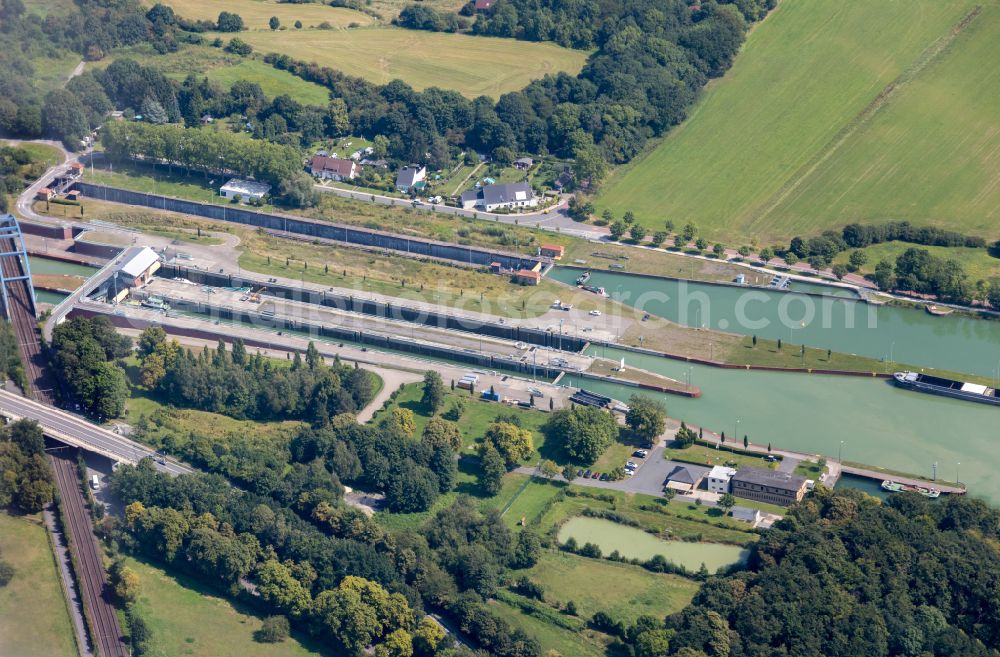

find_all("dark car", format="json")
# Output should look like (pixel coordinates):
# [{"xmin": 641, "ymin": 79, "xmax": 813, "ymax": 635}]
[
  {"xmin": 764, "ymin": 455, "xmax": 778, "ymax": 462},
  {"xmin": 577, "ymin": 469, "xmax": 585, "ymax": 477},
  {"xmin": 583, "ymin": 470, "xmax": 592, "ymax": 478},
  {"xmin": 599, "ymin": 473, "xmax": 609, "ymax": 481}
]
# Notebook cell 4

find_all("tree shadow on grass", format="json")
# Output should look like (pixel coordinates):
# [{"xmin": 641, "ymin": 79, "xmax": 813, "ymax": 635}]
[
  {"xmin": 129, "ymin": 555, "xmax": 339, "ymax": 657},
  {"xmin": 455, "ymin": 454, "xmax": 487, "ymax": 497}
]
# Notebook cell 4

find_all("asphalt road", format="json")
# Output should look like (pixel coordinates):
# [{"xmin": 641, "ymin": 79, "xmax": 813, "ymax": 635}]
[{"xmin": 0, "ymin": 389, "xmax": 189, "ymax": 475}]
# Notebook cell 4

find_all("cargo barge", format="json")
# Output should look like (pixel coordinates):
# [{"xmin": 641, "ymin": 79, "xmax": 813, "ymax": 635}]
[{"xmin": 892, "ymin": 371, "xmax": 999, "ymax": 407}]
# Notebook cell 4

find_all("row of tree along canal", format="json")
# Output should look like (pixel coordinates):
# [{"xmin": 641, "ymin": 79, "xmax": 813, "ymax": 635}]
[{"xmin": 549, "ymin": 267, "xmax": 999, "ymax": 378}]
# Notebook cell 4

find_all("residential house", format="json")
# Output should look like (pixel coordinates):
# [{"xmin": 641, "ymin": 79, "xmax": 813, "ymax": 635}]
[
  {"xmin": 36, "ymin": 188, "xmax": 54, "ymax": 201},
  {"xmin": 310, "ymin": 154, "xmax": 361, "ymax": 181},
  {"xmin": 553, "ymin": 170, "xmax": 573, "ymax": 191},
  {"xmin": 68, "ymin": 162, "xmax": 84, "ymax": 178},
  {"xmin": 731, "ymin": 507, "xmax": 762, "ymax": 526},
  {"xmin": 395, "ymin": 165, "xmax": 427, "ymax": 193},
  {"xmin": 706, "ymin": 465, "xmax": 737, "ymax": 494},
  {"xmin": 539, "ymin": 244, "xmax": 564, "ymax": 260},
  {"xmin": 730, "ymin": 467, "xmax": 808, "ymax": 507},
  {"xmin": 514, "ymin": 157, "xmax": 534, "ymax": 170},
  {"xmin": 200, "ymin": 114, "xmax": 214, "ymax": 125},
  {"xmin": 512, "ymin": 269, "xmax": 540, "ymax": 286},
  {"xmin": 220, "ymin": 179, "xmax": 271, "ymax": 202},
  {"xmin": 460, "ymin": 182, "xmax": 538, "ymax": 212}
]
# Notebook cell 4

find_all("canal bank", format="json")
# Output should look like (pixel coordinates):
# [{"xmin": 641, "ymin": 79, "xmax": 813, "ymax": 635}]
[
  {"xmin": 563, "ymin": 346, "xmax": 998, "ymax": 503},
  {"xmin": 550, "ymin": 268, "xmax": 1000, "ymax": 378}
]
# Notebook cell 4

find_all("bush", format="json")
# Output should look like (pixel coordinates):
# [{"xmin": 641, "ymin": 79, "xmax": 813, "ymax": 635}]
[
  {"xmin": 0, "ymin": 559, "xmax": 14, "ymax": 587},
  {"xmin": 256, "ymin": 615, "xmax": 290, "ymax": 643},
  {"xmin": 579, "ymin": 542, "xmax": 602, "ymax": 558}
]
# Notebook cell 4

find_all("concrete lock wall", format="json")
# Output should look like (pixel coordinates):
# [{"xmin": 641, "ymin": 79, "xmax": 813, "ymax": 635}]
[
  {"xmin": 151, "ymin": 294, "xmax": 563, "ymax": 379},
  {"xmin": 72, "ymin": 182, "xmax": 544, "ymax": 271},
  {"xmin": 71, "ymin": 240, "xmax": 123, "ymax": 259},
  {"xmin": 159, "ymin": 264, "xmax": 588, "ymax": 353}
]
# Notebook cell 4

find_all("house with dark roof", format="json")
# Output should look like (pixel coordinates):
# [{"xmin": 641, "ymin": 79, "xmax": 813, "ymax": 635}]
[
  {"xmin": 731, "ymin": 467, "xmax": 807, "ymax": 507},
  {"xmin": 310, "ymin": 154, "xmax": 361, "ymax": 181},
  {"xmin": 395, "ymin": 165, "xmax": 427, "ymax": 192},
  {"xmin": 514, "ymin": 157, "xmax": 534, "ymax": 170},
  {"xmin": 460, "ymin": 182, "xmax": 538, "ymax": 212},
  {"xmin": 664, "ymin": 465, "xmax": 702, "ymax": 493}
]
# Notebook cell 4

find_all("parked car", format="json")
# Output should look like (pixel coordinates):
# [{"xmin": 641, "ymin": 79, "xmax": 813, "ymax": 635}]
[
  {"xmin": 764, "ymin": 455, "xmax": 778, "ymax": 462},
  {"xmin": 599, "ymin": 473, "xmax": 609, "ymax": 481},
  {"xmin": 591, "ymin": 471, "xmax": 601, "ymax": 479},
  {"xmin": 583, "ymin": 470, "xmax": 592, "ymax": 478},
  {"xmin": 577, "ymin": 469, "xmax": 585, "ymax": 477},
  {"xmin": 626, "ymin": 461, "xmax": 638, "ymax": 469},
  {"xmin": 633, "ymin": 449, "xmax": 649, "ymax": 458}
]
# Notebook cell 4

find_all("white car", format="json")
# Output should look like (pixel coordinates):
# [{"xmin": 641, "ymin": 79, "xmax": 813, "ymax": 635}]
[{"xmin": 589, "ymin": 310, "xmax": 602, "ymax": 316}]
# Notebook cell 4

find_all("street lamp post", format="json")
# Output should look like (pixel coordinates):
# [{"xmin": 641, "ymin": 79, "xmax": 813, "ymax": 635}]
[
  {"xmin": 838, "ymin": 440, "xmax": 845, "ymax": 463},
  {"xmin": 956, "ymin": 462, "xmax": 961, "ymax": 486}
]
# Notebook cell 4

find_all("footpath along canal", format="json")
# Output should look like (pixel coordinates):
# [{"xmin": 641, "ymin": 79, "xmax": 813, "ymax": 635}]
[
  {"xmin": 563, "ymin": 347, "xmax": 998, "ymax": 502},
  {"xmin": 549, "ymin": 268, "xmax": 1000, "ymax": 378}
]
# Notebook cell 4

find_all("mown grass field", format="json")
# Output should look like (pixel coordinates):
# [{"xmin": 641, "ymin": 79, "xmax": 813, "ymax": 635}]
[
  {"xmin": 155, "ymin": 0, "xmax": 373, "ymax": 30},
  {"xmin": 596, "ymin": 0, "xmax": 994, "ymax": 243},
  {"xmin": 125, "ymin": 556, "xmax": 328, "ymax": 657},
  {"xmin": 0, "ymin": 513, "xmax": 78, "ymax": 657},
  {"xmin": 521, "ymin": 550, "xmax": 699, "ymax": 624},
  {"xmin": 231, "ymin": 26, "xmax": 589, "ymax": 98}
]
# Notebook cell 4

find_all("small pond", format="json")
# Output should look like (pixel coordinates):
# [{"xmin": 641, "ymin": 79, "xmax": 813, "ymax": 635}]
[{"xmin": 557, "ymin": 516, "xmax": 749, "ymax": 572}]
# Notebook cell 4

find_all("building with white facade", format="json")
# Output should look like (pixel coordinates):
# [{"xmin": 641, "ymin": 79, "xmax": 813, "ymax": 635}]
[
  {"xmin": 706, "ymin": 465, "xmax": 738, "ymax": 494},
  {"xmin": 220, "ymin": 179, "xmax": 271, "ymax": 202}
]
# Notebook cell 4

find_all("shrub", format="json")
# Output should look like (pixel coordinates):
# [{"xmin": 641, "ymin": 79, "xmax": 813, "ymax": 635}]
[{"xmin": 256, "ymin": 615, "xmax": 290, "ymax": 643}]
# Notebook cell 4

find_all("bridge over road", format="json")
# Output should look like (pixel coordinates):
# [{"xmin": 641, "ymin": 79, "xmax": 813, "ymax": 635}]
[{"xmin": 0, "ymin": 389, "xmax": 190, "ymax": 475}]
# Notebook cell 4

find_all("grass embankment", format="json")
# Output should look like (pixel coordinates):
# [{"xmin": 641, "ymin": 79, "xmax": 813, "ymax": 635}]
[
  {"xmin": 832, "ymin": 242, "xmax": 1000, "ymax": 281},
  {"xmin": 124, "ymin": 556, "xmax": 327, "ymax": 657},
  {"xmin": 0, "ymin": 512, "xmax": 78, "ymax": 657},
  {"xmin": 663, "ymin": 442, "xmax": 778, "ymax": 473},
  {"xmin": 562, "ymin": 240, "xmax": 773, "ymax": 285},
  {"xmin": 231, "ymin": 26, "xmax": 589, "ymax": 99},
  {"xmin": 155, "ymin": 0, "xmax": 373, "ymax": 30},
  {"xmin": 596, "ymin": 0, "xmax": 994, "ymax": 243}
]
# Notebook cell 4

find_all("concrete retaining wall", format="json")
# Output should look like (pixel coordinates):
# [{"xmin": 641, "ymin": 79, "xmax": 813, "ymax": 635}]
[
  {"xmin": 72, "ymin": 182, "xmax": 544, "ymax": 272},
  {"xmin": 20, "ymin": 221, "xmax": 73, "ymax": 240},
  {"xmin": 71, "ymin": 240, "xmax": 122, "ymax": 259},
  {"xmin": 159, "ymin": 264, "xmax": 588, "ymax": 352}
]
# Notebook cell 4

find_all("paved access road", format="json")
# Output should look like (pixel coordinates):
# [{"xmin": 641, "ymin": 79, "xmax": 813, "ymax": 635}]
[{"xmin": 0, "ymin": 389, "xmax": 189, "ymax": 475}]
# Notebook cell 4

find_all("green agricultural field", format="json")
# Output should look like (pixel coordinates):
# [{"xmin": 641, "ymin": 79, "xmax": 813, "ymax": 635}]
[
  {"xmin": 124, "ymin": 556, "xmax": 327, "ymax": 657},
  {"xmin": 521, "ymin": 551, "xmax": 699, "ymax": 624},
  {"xmin": 154, "ymin": 0, "xmax": 373, "ymax": 30},
  {"xmin": 231, "ymin": 26, "xmax": 589, "ymax": 99},
  {"xmin": 596, "ymin": 0, "xmax": 995, "ymax": 243},
  {"xmin": 0, "ymin": 513, "xmax": 78, "ymax": 657}
]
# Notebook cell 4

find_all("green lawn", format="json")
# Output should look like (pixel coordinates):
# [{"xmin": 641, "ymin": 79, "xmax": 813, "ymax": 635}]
[
  {"xmin": 0, "ymin": 513, "xmax": 78, "ymax": 657},
  {"xmin": 10, "ymin": 142, "xmax": 64, "ymax": 169},
  {"xmin": 124, "ymin": 556, "xmax": 328, "ymax": 657},
  {"xmin": 231, "ymin": 26, "xmax": 589, "ymax": 99},
  {"xmin": 663, "ymin": 443, "xmax": 778, "ymax": 472},
  {"xmin": 520, "ymin": 550, "xmax": 699, "ymax": 625},
  {"xmin": 30, "ymin": 50, "xmax": 81, "ymax": 95},
  {"xmin": 596, "ymin": 0, "xmax": 993, "ymax": 243},
  {"xmin": 202, "ymin": 59, "xmax": 331, "ymax": 106}
]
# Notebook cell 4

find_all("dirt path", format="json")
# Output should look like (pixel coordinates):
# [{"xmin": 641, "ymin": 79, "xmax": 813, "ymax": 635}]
[{"xmin": 356, "ymin": 366, "xmax": 422, "ymax": 423}]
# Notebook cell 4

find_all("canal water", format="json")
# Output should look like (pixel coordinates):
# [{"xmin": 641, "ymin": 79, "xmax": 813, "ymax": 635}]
[
  {"xmin": 563, "ymin": 346, "xmax": 998, "ymax": 502},
  {"xmin": 550, "ymin": 268, "xmax": 1000, "ymax": 378},
  {"xmin": 557, "ymin": 516, "xmax": 748, "ymax": 572},
  {"xmin": 28, "ymin": 256, "xmax": 97, "ymax": 278}
]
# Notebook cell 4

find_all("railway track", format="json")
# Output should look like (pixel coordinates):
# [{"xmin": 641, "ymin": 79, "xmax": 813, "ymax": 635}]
[
  {"xmin": 0, "ymin": 231, "xmax": 127, "ymax": 657},
  {"xmin": 50, "ymin": 454, "xmax": 127, "ymax": 657}
]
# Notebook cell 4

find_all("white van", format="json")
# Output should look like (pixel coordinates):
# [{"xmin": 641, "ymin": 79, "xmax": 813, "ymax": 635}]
[{"xmin": 90, "ymin": 475, "xmax": 100, "ymax": 491}]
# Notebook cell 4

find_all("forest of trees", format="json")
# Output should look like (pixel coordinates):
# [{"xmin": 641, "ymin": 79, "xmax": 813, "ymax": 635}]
[
  {"xmin": 111, "ymin": 461, "xmax": 541, "ymax": 657},
  {"xmin": 642, "ymin": 488, "xmax": 1000, "ymax": 657},
  {"xmin": 137, "ymin": 327, "xmax": 374, "ymax": 423},
  {"xmin": 49, "ymin": 316, "xmax": 132, "ymax": 419},
  {"xmin": 0, "ymin": 419, "xmax": 54, "ymax": 514}
]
